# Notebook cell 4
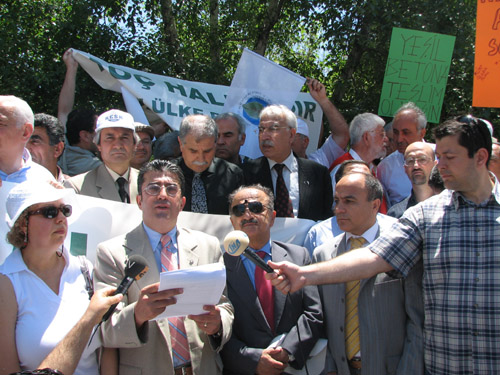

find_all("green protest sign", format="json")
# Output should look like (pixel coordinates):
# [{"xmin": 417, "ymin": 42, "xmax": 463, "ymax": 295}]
[{"xmin": 378, "ymin": 27, "xmax": 455, "ymax": 123}]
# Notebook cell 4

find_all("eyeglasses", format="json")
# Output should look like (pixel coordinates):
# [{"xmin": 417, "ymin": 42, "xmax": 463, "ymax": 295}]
[
  {"xmin": 28, "ymin": 204, "xmax": 72, "ymax": 219},
  {"xmin": 231, "ymin": 200, "xmax": 268, "ymax": 217},
  {"xmin": 143, "ymin": 183, "xmax": 179, "ymax": 197},
  {"xmin": 404, "ymin": 156, "xmax": 432, "ymax": 167},
  {"xmin": 258, "ymin": 124, "xmax": 291, "ymax": 134}
]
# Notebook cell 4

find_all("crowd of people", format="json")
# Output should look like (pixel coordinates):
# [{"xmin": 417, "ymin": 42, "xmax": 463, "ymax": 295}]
[{"xmin": 0, "ymin": 49, "xmax": 499, "ymax": 375}]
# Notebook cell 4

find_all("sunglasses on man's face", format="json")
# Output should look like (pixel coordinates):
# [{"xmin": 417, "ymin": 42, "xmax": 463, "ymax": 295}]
[
  {"xmin": 28, "ymin": 204, "xmax": 72, "ymax": 219},
  {"xmin": 231, "ymin": 201, "xmax": 267, "ymax": 217}
]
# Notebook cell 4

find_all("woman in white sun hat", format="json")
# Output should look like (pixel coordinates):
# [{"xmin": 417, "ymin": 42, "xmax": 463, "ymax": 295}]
[{"xmin": 0, "ymin": 181, "xmax": 119, "ymax": 375}]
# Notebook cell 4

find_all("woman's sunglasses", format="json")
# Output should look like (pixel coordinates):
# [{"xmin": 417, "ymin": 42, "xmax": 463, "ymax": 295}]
[
  {"xmin": 231, "ymin": 201, "xmax": 267, "ymax": 217},
  {"xmin": 28, "ymin": 204, "xmax": 72, "ymax": 219}
]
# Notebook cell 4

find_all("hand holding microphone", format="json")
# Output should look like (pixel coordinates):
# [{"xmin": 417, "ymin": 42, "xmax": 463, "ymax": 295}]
[
  {"xmin": 223, "ymin": 230, "xmax": 274, "ymax": 273},
  {"xmin": 101, "ymin": 254, "xmax": 149, "ymax": 322}
]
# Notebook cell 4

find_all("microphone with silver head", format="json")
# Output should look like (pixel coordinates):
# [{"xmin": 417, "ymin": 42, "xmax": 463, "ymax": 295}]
[{"xmin": 223, "ymin": 230, "xmax": 274, "ymax": 273}]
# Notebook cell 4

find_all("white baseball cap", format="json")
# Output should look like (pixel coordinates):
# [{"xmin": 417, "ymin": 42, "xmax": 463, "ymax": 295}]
[
  {"xmin": 6, "ymin": 181, "xmax": 76, "ymax": 228},
  {"xmin": 96, "ymin": 109, "xmax": 135, "ymax": 133},
  {"xmin": 296, "ymin": 118, "xmax": 309, "ymax": 137}
]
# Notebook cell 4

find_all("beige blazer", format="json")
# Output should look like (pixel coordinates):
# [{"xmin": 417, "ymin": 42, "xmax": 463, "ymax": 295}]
[
  {"xmin": 94, "ymin": 224, "xmax": 234, "ymax": 375},
  {"xmin": 64, "ymin": 164, "xmax": 139, "ymax": 204}
]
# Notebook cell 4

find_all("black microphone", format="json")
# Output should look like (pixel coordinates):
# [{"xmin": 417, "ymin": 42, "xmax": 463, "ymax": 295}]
[
  {"xmin": 223, "ymin": 230, "xmax": 274, "ymax": 273},
  {"xmin": 101, "ymin": 254, "xmax": 149, "ymax": 322}
]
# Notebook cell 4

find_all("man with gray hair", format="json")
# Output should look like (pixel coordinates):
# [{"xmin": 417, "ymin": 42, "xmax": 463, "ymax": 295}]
[
  {"xmin": 243, "ymin": 104, "xmax": 333, "ymax": 221},
  {"xmin": 377, "ymin": 102, "xmax": 429, "ymax": 205},
  {"xmin": 329, "ymin": 113, "xmax": 388, "ymax": 206},
  {"xmin": 214, "ymin": 112, "xmax": 249, "ymax": 166},
  {"xmin": 0, "ymin": 95, "xmax": 54, "ymax": 183},
  {"xmin": 175, "ymin": 114, "xmax": 244, "ymax": 214}
]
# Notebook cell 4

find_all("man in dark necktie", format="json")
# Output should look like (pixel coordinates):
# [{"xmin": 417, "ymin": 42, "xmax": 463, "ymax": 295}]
[
  {"xmin": 221, "ymin": 184, "xmax": 323, "ymax": 375},
  {"xmin": 174, "ymin": 114, "xmax": 244, "ymax": 215},
  {"xmin": 242, "ymin": 105, "xmax": 333, "ymax": 221},
  {"xmin": 94, "ymin": 160, "xmax": 234, "ymax": 375},
  {"xmin": 65, "ymin": 109, "xmax": 139, "ymax": 204}
]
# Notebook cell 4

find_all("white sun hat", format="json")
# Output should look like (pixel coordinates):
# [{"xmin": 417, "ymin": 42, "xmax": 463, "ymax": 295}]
[{"xmin": 6, "ymin": 181, "xmax": 76, "ymax": 228}]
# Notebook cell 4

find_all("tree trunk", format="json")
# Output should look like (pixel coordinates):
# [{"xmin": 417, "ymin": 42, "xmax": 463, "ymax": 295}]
[
  {"xmin": 159, "ymin": 0, "xmax": 186, "ymax": 76},
  {"xmin": 253, "ymin": 0, "xmax": 286, "ymax": 56}
]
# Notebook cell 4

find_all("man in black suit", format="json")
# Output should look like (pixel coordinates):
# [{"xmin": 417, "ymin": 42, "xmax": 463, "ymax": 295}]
[
  {"xmin": 243, "ymin": 105, "xmax": 333, "ymax": 221},
  {"xmin": 221, "ymin": 184, "xmax": 323, "ymax": 375},
  {"xmin": 175, "ymin": 114, "xmax": 244, "ymax": 215}
]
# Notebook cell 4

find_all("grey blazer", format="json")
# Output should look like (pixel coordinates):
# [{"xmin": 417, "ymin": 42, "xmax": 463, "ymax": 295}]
[
  {"xmin": 313, "ymin": 230, "xmax": 424, "ymax": 375},
  {"xmin": 221, "ymin": 241, "xmax": 324, "ymax": 374},
  {"xmin": 64, "ymin": 163, "xmax": 139, "ymax": 203},
  {"xmin": 94, "ymin": 224, "xmax": 234, "ymax": 375}
]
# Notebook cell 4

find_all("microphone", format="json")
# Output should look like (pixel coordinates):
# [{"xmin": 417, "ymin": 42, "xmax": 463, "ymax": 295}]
[
  {"xmin": 223, "ymin": 230, "xmax": 274, "ymax": 273},
  {"xmin": 101, "ymin": 254, "xmax": 149, "ymax": 322}
]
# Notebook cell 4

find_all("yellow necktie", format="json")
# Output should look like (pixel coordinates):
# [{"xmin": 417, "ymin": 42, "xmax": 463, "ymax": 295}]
[{"xmin": 345, "ymin": 237, "xmax": 367, "ymax": 360}]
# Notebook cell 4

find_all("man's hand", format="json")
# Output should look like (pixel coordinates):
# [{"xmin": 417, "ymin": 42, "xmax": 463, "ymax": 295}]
[
  {"xmin": 134, "ymin": 282, "xmax": 183, "ymax": 328},
  {"xmin": 86, "ymin": 286, "xmax": 123, "ymax": 326},
  {"xmin": 62, "ymin": 48, "xmax": 78, "ymax": 71},
  {"xmin": 307, "ymin": 78, "xmax": 328, "ymax": 105},
  {"xmin": 188, "ymin": 304, "xmax": 222, "ymax": 335},
  {"xmin": 265, "ymin": 260, "xmax": 306, "ymax": 294},
  {"xmin": 256, "ymin": 347, "xmax": 289, "ymax": 375}
]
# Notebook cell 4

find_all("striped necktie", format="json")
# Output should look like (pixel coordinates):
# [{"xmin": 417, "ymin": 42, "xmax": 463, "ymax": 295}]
[
  {"xmin": 160, "ymin": 234, "xmax": 191, "ymax": 366},
  {"xmin": 345, "ymin": 236, "xmax": 367, "ymax": 360}
]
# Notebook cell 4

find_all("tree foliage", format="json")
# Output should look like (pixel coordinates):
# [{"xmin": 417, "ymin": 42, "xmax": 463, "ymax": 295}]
[{"xmin": 0, "ymin": 0, "xmax": 497, "ymax": 134}]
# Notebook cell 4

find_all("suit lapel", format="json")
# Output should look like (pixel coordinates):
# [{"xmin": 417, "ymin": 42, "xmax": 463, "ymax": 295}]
[
  {"xmin": 96, "ymin": 164, "xmax": 121, "ymax": 201},
  {"xmin": 177, "ymin": 228, "xmax": 200, "ymax": 269},
  {"xmin": 296, "ymin": 157, "xmax": 310, "ymax": 217},
  {"xmin": 271, "ymin": 242, "xmax": 289, "ymax": 329},
  {"xmin": 225, "ymin": 253, "xmax": 272, "ymax": 333}
]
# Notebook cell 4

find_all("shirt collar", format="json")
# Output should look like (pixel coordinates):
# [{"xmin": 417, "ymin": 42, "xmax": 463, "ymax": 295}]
[
  {"xmin": 345, "ymin": 220, "xmax": 379, "ymax": 245},
  {"xmin": 451, "ymin": 173, "xmax": 500, "ymax": 209},
  {"xmin": 267, "ymin": 151, "xmax": 295, "ymax": 171},
  {"xmin": 105, "ymin": 165, "xmax": 130, "ymax": 182},
  {"xmin": 143, "ymin": 223, "xmax": 178, "ymax": 250},
  {"xmin": 248, "ymin": 240, "xmax": 272, "ymax": 255}
]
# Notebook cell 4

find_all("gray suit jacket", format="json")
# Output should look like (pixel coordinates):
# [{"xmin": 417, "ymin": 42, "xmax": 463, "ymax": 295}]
[
  {"xmin": 221, "ymin": 241, "xmax": 323, "ymax": 374},
  {"xmin": 64, "ymin": 164, "xmax": 139, "ymax": 203},
  {"xmin": 94, "ymin": 224, "xmax": 234, "ymax": 375},
  {"xmin": 313, "ymin": 230, "xmax": 424, "ymax": 375}
]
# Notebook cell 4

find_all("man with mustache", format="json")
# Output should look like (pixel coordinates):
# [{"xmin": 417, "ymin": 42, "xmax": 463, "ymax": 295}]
[
  {"xmin": 387, "ymin": 142, "xmax": 437, "ymax": 218},
  {"xmin": 175, "ymin": 114, "xmax": 244, "ymax": 214},
  {"xmin": 221, "ymin": 184, "xmax": 323, "ymax": 374},
  {"xmin": 65, "ymin": 109, "xmax": 139, "ymax": 204},
  {"xmin": 130, "ymin": 123, "xmax": 154, "ymax": 170},
  {"xmin": 243, "ymin": 105, "xmax": 333, "ymax": 221},
  {"xmin": 377, "ymin": 102, "xmax": 429, "ymax": 206}
]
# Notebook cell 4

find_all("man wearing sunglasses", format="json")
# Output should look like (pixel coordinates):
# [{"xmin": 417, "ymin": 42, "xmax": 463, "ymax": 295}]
[
  {"xmin": 243, "ymin": 104, "xmax": 333, "ymax": 221},
  {"xmin": 94, "ymin": 159, "xmax": 234, "ymax": 375},
  {"xmin": 221, "ymin": 184, "xmax": 323, "ymax": 375}
]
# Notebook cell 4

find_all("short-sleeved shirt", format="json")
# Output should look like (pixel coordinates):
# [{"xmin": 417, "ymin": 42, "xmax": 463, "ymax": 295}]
[{"xmin": 369, "ymin": 181, "xmax": 500, "ymax": 374}]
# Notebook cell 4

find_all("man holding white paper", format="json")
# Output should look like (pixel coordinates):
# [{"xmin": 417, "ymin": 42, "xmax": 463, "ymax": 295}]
[
  {"xmin": 221, "ymin": 184, "xmax": 323, "ymax": 375},
  {"xmin": 94, "ymin": 159, "xmax": 233, "ymax": 375}
]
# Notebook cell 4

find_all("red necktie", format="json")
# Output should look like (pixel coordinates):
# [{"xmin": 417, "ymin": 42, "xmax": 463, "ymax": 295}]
[
  {"xmin": 274, "ymin": 164, "xmax": 294, "ymax": 218},
  {"xmin": 160, "ymin": 234, "xmax": 191, "ymax": 366},
  {"xmin": 254, "ymin": 251, "xmax": 275, "ymax": 332}
]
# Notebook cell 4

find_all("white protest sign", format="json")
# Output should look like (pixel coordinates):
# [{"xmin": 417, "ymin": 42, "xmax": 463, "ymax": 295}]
[{"xmin": 72, "ymin": 49, "xmax": 322, "ymax": 155}]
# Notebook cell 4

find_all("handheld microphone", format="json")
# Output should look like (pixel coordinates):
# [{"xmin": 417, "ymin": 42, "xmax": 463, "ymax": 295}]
[
  {"xmin": 101, "ymin": 254, "xmax": 149, "ymax": 322},
  {"xmin": 223, "ymin": 230, "xmax": 274, "ymax": 273}
]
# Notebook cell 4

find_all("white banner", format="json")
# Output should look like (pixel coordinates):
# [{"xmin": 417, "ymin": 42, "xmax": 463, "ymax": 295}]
[
  {"xmin": 223, "ymin": 48, "xmax": 307, "ymax": 158},
  {"xmin": 72, "ymin": 49, "xmax": 322, "ymax": 156},
  {"xmin": 0, "ymin": 182, "xmax": 315, "ymax": 265}
]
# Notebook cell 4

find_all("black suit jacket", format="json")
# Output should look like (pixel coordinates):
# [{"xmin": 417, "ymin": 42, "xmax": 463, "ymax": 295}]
[
  {"xmin": 221, "ymin": 241, "xmax": 323, "ymax": 374},
  {"xmin": 242, "ymin": 156, "xmax": 333, "ymax": 221},
  {"xmin": 176, "ymin": 156, "xmax": 244, "ymax": 215}
]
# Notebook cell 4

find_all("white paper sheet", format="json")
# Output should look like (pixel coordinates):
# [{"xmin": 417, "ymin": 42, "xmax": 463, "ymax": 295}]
[{"xmin": 154, "ymin": 263, "xmax": 226, "ymax": 319}]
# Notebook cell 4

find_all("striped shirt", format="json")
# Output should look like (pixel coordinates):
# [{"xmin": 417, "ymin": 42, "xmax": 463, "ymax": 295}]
[{"xmin": 369, "ymin": 181, "xmax": 500, "ymax": 375}]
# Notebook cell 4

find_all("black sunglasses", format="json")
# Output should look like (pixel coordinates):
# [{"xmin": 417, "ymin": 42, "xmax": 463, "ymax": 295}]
[
  {"xmin": 28, "ymin": 204, "xmax": 72, "ymax": 219},
  {"xmin": 231, "ymin": 201, "xmax": 267, "ymax": 217}
]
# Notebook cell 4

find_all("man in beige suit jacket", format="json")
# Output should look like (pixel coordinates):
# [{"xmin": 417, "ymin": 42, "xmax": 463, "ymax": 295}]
[
  {"xmin": 94, "ymin": 160, "xmax": 234, "ymax": 375},
  {"xmin": 65, "ymin": 109, "xmax": 139, "ymax": 204}
]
